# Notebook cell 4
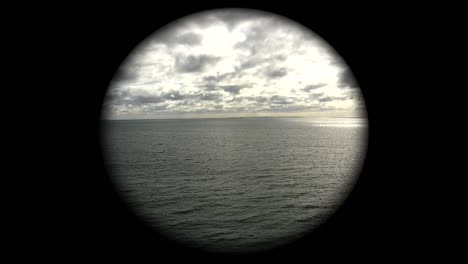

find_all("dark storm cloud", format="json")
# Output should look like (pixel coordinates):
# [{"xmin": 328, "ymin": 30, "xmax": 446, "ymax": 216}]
[
  {"xmin": 301, "ymin": 83, "xmax": 327, "ymax": 92},
  {"xmin": 265, "ymin": 67, "xmax": 287, "ymax": 79},
  {"xmin": 337, "ymin": 68, "xmax": 358, "ymax": 88},
  {"xmin": 174, "ymin": 54, "xmax": 220, "ymax": 73}
]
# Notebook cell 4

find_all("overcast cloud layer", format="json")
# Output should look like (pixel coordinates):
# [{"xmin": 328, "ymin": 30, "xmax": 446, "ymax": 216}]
[{"xmin": 103, "ymin": 9, "xmax": 366, "ymax": 119}]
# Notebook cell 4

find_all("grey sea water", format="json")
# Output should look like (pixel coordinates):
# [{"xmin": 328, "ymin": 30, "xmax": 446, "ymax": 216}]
[{"xmin": 102, "ymin": 117, "xmax": 367, "ymax": 252}]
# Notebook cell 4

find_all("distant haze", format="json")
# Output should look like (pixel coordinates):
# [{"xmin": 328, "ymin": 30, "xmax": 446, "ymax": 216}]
[{"xmin": 103, "ymin": 9, "xmax": 366, "ymax": 120}]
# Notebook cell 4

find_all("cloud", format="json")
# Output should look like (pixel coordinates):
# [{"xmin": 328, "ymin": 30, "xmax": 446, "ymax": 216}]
[
  {"xmin": 214, "ymin": 10, "xmax": 269, "ymax": 30},
  {"xmin": 342, "ymin": 89, "xmax": 362, "ymax": 100},
  {"xmin": 146, "ymin": 104, "xmax": 170, "ymax": 112},
  {"xmin": 199, "ymin": 93, "xmax": 222, "ymax": 101},
  {"xmin": 265, "ymin": 67, "xmax": 287, "ymax": 79},
  {"xmin": 234, "ymin": 25, "xmax": 271, "ymax": 58},
  {"xmin": 236, "ymin": 96, "xmax": 269, "ymax": 104},
  {"xmin": 174, "ymin": 32, "xmax": 202, "ymax": 45},
  {"xmin": 203, "ymin": 75, "xmax": 223, "ymax": 83},
  {"xmin": 255, "ymin": 96, "xmax": 269, "ymax": 103},
  {"xmin": 232, "ymin": 20, "xmax": 281, "ymax": 61},
  {"xmin": 112, "ymin": 66, "xmax": 138, "ymax": 84},
  {"xmin": 274, "ymin": 54, "xmax": 287, "ymax": 61},
  {"xmin": 337, "ymin": 68, "xmax": 358, "ymax": 88},
  {"xmin": 266, "ymin": 104, "xmax": 317, "ymax": 112},
  {"xmin": 151, "ymin": 31, "xmax": 202, "ymax": 47},
  {"xmin": 199, "ymin": 84, "xmax": 218, "ymax": 91},
  {"xmin": 111, "ymin": 90, "xmax": 193, "ymax": 107},
  {"xmin": 162, "ymin": 91, "xmax": 186, "ymax": 101},
  {"xmin": 309, "ymin": 92, "xmax": 324, "ymax": 101},
  {"xmin": 198, "ymin": 83, "xmax": 251, "ymax": 94},
  {"xmin": 222, "ymin": 85, "xmax": 246, "ymax": 95},
  {"xmin": 270, "ymin": 95, "xmax": 294, "ymax": 104},
  {"xmin": 317, "ymin": 96, "xmax": 335, "ymax": 103},
  {"xmin": 213, "ymin": 104, "xmax": 224, "ymax": 111},
  {"xmin": 308, "ymin": 92, "xmax": 324, "ymax": 100},
  {"xmin": 174, "ymin": 54, "xmax": 220, "ymax": 73},
  {"xmin": 317, "ymin": 95, "xmax": 349, "ymax": 102},
  {"xmin": 230, "ymin": 57, "xmax": 270, "ymax": 79},
  {"xmin": 202, "ymin": 71, "xmax": 237, "ymax": 83},
  {"xmin": 237, "ymin": 59, "xmax": 263, "ymax": 71},
  {"xmin": 110, "ymin": 93, "xmax": 163, "ymax": 106},
  {"xmin": 301, "ymin": 83, "xmax": 327, "ymax": 92},
  {"xmin": 104, "ymin": 9, "xmax": 366, "ymax": 119}
]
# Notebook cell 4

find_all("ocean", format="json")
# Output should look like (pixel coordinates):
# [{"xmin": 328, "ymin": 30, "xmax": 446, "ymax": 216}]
[{"xmin": 102, "ymin": 117, "xmax": 367, "ymax": 252}]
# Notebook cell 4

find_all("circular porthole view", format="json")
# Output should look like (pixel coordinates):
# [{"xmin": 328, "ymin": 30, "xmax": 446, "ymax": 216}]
[{"xmin": 101, "ymin": 8, "xmax": 368, "ymax": 253}]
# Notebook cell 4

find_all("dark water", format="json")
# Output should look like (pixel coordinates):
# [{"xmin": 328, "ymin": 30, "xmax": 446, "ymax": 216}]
[{"xmin": 102, "ymin": 117, "xmax": 367, "ymax": 252}]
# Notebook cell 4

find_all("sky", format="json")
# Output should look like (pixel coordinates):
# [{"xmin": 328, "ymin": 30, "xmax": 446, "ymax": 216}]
[{"xmin": 103, "ymin": 9, "xmax": 366, "ymax": 120}]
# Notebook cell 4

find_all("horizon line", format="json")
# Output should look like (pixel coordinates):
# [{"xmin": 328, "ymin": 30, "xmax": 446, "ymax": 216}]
[{"xmin": 102, "ymin": 115, "xmax": 367, "ymax": 121}]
